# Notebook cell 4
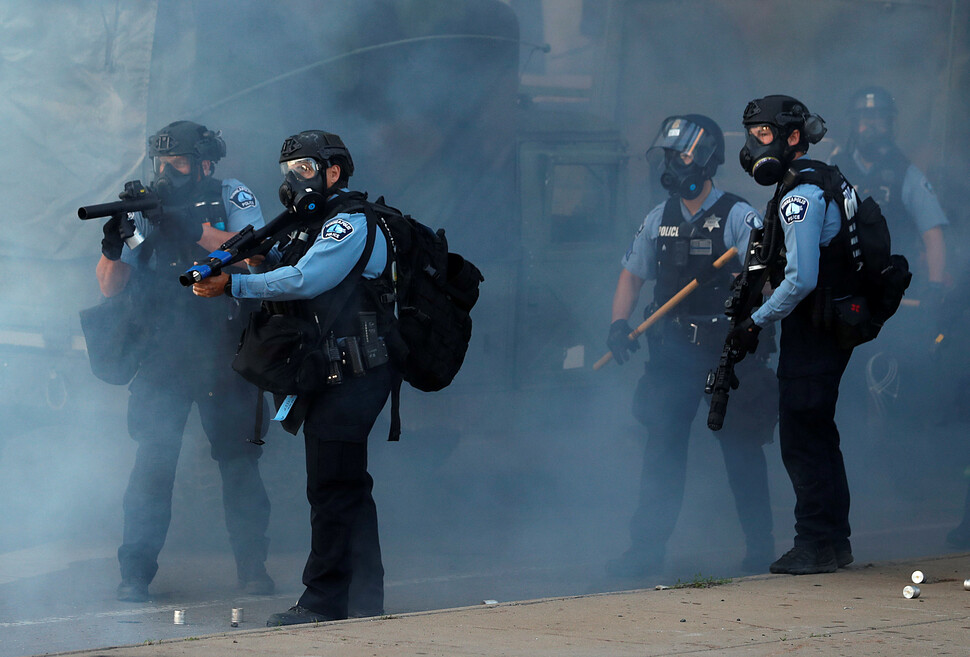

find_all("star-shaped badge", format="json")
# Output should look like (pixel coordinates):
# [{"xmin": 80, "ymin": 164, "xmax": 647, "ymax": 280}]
[{"xmin": 702, "ymin": 215, "xmax": 721, "ymax": 233}]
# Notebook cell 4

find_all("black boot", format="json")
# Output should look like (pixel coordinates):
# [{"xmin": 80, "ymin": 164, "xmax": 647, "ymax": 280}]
[
  {"xmin": 266, "ymin": 605, "xmax": 337, "ymax": 626},
  {"xmin": 769, "ymin": 543, "xmax": 837, "ymax": 575}
]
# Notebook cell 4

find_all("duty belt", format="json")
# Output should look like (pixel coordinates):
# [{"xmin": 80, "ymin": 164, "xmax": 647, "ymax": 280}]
[{"xmin": 667, "ymin": 315, "xmax": 727, "ymax": 347}]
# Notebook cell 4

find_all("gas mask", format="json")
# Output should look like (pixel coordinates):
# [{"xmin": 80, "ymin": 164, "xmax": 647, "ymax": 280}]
[
  {"xmin": 853, "ymin": 122, "xmax": 894, "ymax": 161},
  {"xmin": 661, "ymin": 151, "xmax": 707, "ymax": 200},
  {"xmin": 739, "ymin": 128, "xmax": 789, "ymax": 186},
  {"xmin": 153, "ymin": 160, "xmax": 197, "ymax": 202},
  {"xmin": 278, "ymin": 157, "xmax": 328, "ymax": 215}
]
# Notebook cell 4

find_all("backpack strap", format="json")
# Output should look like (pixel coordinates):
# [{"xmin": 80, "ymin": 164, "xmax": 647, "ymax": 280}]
[
  {"xmin": 312, "ymin": 199, "xmax": 377, "ymax": 337},
  {"xmin": 360, "ymin": 204, "xmax": 405, "ymax": 442}
]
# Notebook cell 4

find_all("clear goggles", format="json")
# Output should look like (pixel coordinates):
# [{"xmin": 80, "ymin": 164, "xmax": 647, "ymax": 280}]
[
  {"xmin": 152, "ymin": 154, "xmax": 193, "ymax": 175},
  {"xmin": 646, "ymin": 117, "xmax": 717, "ymax": 168},
  {"xmin": 281, "ymin": 157, "xmax": 322, "ymax": 180}
]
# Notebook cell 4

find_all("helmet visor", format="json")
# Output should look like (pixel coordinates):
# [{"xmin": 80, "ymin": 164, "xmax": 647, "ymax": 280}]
[
  {"xmin": 646, "ymin": 117, "xmax": 717, "ymax": 168},
  {"xmin": 280, "ymin": 157, "xmax": 321, "ymax": 180}
]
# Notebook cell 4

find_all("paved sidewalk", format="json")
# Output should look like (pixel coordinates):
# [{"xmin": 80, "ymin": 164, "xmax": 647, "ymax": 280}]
[{"xmin": 50, "ymin": 552, "xmax": 970, "ymax": 657}]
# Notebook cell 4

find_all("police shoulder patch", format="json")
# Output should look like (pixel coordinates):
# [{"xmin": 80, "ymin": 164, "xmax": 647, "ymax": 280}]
[
  {"xmin": 322, "ymin": 217, "xmax": 354, "ymax": 241},
  {"xmin": 780, "ymin": 195, "xmax": 810, "ymax": 224},
  {"xmin": 744, "ymin": 211, "xmax": 759, "ymax": 228},
  {"xmin": 229, "ymin": 185, "xmax": 257, "ymax": 209}
]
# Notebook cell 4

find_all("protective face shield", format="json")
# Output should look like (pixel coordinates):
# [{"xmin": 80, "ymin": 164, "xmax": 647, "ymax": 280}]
[
  {"xmin": 646, "ymin": 116, "xmax": 722, "ymax": 200},
  {"xmin": 278, "ymin": 157, "xmax": 327, "ymax": 215}
]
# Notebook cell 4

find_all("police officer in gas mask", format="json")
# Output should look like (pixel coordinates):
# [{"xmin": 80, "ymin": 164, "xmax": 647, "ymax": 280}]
[
  {"xmin": 735, "ymin": 95, "xmax": 859, "ymax": 575},
  {"xmin": 192, "ymin": 130, "xmax": 394, "ymax": 626},
  {"xmin": 605, "ymin": 114, "xmax": 776, "ymax": 578},
  {"xmin": 97, "ymin": 120, "xmax": 273, "ymax": 602},
  {"xmin": 832, "ymin": 86, "xmax": 948, "ymax": 298}
]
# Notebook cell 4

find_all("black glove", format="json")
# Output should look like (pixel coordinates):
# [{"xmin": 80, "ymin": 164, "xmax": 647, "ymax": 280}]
[
  {"xmin": 726, "ymin": 317, "xmax": 761, "ymax": 361},
  {"xmin": 607, "ymin": 319, "xmax": 640, "ymax": 365},
  {"xmin": 101, "ymin": 213, "xmax": 126, "ymax": 260}
]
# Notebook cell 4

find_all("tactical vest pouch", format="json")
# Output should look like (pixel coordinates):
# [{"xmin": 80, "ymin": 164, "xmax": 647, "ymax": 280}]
[
  {"xmin": 832, "ymin": 295, "xmax": 876, "ymax": 349},
  {"xmin": 832, "ymin": 198, "xmax": 911, "ymax": 348},
  {"xmin": 232, "ymin": 309, "xmax": 320, "ymax": 395},
  {"xmin": 79, "ymin": 289, "xmax": 152, "ymax": 386}
]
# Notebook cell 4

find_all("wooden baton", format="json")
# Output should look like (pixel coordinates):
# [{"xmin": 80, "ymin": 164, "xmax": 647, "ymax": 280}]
[{"xmin": 593, "ymin": 246, "xmax": 739, "ymax": 370}]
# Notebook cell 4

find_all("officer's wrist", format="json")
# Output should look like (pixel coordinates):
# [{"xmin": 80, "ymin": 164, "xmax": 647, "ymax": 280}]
[{"xmin": 223, "ymin": 274, "xmax": 233, "ymax": 297}]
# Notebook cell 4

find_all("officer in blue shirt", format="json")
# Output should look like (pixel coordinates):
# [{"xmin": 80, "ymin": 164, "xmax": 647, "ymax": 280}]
[
  {"xmin": 97, "ymin": 120, "xmax": 274, "ymax": 602},
  {"xmin": 606, "ymin": 115, "xmax": 776, "ymax": 578},
  {"xmin": 733, "ymin": 95, "xmax": 856, "ymax": 575},
  {"xmin": 832, "ymin": 86, "xmax": 948, "ymax": 293},
  {"xmin": 831, "ymin": 86, "xmax": 948, "ymax": 474},
  {"xmin": 193, "ymin": 130, "xmax": 392, "ymax": 626}
]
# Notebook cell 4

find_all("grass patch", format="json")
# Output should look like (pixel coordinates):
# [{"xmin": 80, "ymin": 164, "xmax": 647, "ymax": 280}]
[{"xmin": 671, "ymin": 573, "xmax": 732, "ymax": 589}]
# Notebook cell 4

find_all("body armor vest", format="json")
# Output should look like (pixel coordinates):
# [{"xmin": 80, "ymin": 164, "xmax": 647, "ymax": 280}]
[
  {"xmin": 270, "ymin": 192, "xmax": 392, "ymax": 338},
  {"xmin": 654, "ymin": 193, "xmax": 742, "ymax": 317},
  {"xmin": 772, "ymin": 160, "xmax": 855, "ymax": 321},
  {"xmin": 143, "ymin": 178, "xmax": 241, "ymax": 360}
]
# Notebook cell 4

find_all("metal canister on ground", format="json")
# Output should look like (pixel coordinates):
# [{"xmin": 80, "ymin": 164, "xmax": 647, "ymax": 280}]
[
  {"xmin": 231, "ymin": 607, "xmax": 244, "ymax": 626},
  {"xmin": 911, "ymin": 570, "xmax": 924, "ymax": 584},
  {"xmin": 173, "ymin": 609, "xmax": 186, "ymax": 624},
  {"xmin": 963, "ymin": 578, "xmax": 970, "ymax": 591},
  {"xmin": 903, "ymin": 585, "xmax": 920, "ymax": 599}
]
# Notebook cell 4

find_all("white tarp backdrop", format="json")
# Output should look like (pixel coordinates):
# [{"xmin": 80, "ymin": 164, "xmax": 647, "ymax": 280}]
[{"xmin": 0, "ymin": 1, "xmax": 158, "ymax": 259}]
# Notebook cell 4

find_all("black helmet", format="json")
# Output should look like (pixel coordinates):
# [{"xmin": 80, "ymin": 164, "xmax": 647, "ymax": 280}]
[
  {"xmin": 848, "ymin": 86, "xmax": 897, "ymax": 121},
  {"xmin": 279, "ymin": 130, "xmax": 355, "ymax": 179},
  {"xmin": 846, "ymin": 86, "xmax": 897, "ymax": 159},
  {"xmin": 741, "ymin": 95, "xmax": 827, "ymax": 151},
  {"xmin": 740, "ymin": 95, "xmax": 827, "ymax": 186},
  {"xmin": 647, "ymin": 114, "xmax": 725, "ymax": 199},
  {"xmin": 148, "ymin": 120, "xmax": 226, "ymax": 163}
]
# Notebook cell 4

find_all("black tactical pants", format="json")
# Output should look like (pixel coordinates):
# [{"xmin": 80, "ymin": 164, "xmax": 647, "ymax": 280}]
[
  {"xmin": 119, "ymin": 365, "xmax": 270, "ymax": 586},
  {"xmin": 629, "ymin": 335, "xmax": 776, "ymax": 561},
  {"xmin": 777, "ymin": 307, "xmax": 853, "ymax": 551},
  {"xmin": 297, "ymin": 364, "xmax": 392, "ymax": 620}
]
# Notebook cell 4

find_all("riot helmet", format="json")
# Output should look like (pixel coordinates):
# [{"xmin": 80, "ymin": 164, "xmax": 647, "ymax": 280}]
[
  {"xmin": 278, "ymin": 130, "xmax": 354, "ymax": 214},
  {"xmin": 847, "ymin": 86, "xmax": 897, "ymax": 160},
  {"xmin": 147, "ymin": 120, "xmax": 226, "ymax": 201},
  {"xmin": 647, "ymin": 114, "xmax": 725, "ymax": 200},
  {"xmin": 739, "ymin": 94, "xmax": 827, "ymax": 186}
]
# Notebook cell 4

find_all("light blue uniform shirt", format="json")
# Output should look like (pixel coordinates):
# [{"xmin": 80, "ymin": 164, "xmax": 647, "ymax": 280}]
[
  {"xmin": 120, "ymin": 178, "xmax": 264, "ymax": 266},
  {"xmin": 233, "ymin": 207, "xmax": 388, "ymax": 301},
  {"xmin": 751, "ymin": 168, "xmax": 845, "ymax": 327},
  {"xmin": 851, "ymin": 150, "xmax": 948, "ymax": 234},
  {"xmin": 621, "ymin": 186, "xmax": 762, "ymax": 281}
]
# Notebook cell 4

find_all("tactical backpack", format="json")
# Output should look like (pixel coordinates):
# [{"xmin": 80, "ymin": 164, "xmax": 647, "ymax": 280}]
[
  {"xmin": 781, "ymin": 162, "xmax": 912, "ymax": 348},
  {"xmin": 360, "ymin": 197, "xmax": 484, "ymax": 439}
]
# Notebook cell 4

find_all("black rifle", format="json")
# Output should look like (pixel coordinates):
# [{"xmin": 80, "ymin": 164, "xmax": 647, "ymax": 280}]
[
  {"xmin": 706, "ymin": 178, "xmax": 787, "ymax": 431},
  {"xmin": 77, "ymin": 181, "xmax": 161, "ymax": 220}
]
